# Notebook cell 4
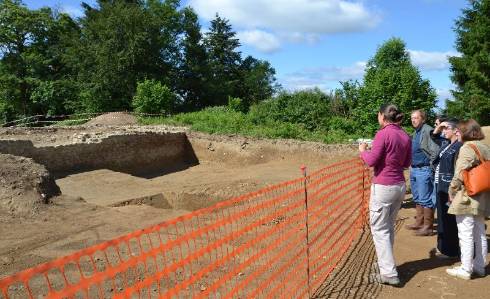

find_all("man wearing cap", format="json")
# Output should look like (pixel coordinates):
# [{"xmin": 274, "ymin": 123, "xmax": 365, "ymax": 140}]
[{"xmin": 406, "ymin": 109, "xmax": 440, "ymax": 236}]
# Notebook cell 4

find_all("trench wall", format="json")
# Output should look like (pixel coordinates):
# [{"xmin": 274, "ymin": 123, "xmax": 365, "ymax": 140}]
[{"xmin": 0, "ymin": 132, "xmax": 198, "ymax": 177}]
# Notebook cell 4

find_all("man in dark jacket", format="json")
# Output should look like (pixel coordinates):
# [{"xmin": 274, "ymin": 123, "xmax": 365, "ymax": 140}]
[{"xmin": 406, "ymin": 109, "xmax": 440, "ymax": 236}]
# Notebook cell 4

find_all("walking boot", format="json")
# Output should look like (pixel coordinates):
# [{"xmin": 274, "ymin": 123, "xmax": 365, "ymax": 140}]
[
  {"xmin": 405, "ymin": 204, "xmax": 424, "ymax": 230},
  {"xmin": 414, "ymin": 208, "xmax": 434, "ymax": 236}
]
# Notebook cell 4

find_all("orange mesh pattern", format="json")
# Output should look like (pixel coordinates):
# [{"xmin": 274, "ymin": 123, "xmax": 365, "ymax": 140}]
[{"xmin": 0, "ymin": 158, "xmax": 370, "ymax": 299}]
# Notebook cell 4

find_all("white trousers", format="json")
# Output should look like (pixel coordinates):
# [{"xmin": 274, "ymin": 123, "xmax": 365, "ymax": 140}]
[
  {"xmin": 369, "ymin": 183, "xmax": 405, "ymax": 278},
  {"xmin": 455, "ymin": 215, "xmax": 488, "ymax": 274}
]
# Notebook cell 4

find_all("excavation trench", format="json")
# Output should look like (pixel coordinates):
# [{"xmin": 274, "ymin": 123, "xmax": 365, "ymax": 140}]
[{"xmin": 0, "ymin": 126, "xmax": 357, "ymax": 212}]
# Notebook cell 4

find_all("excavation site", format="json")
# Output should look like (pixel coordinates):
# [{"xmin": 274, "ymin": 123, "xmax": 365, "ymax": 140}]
[
  {"xmin": 0, "ymin": 124, "xmax": 355, "ymax": 273},
  {"xmin": 1, "ymin": 121, "xmax": 489, "ymax": 299}
]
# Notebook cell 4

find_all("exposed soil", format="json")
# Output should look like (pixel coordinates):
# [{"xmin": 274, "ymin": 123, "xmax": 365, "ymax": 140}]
[
  {"xmin": 0, "ymin": 154, "xmax": 60, "ymax": 216},
  {"xmin": 315, "ymin": 205, "xmax": 490, "ymax": 299},
  {"xmin": 0, "ymin": 126, "xmax": 354, "ymax": 278},
  {"xmin": 85, "ymin": 112, "xmax": 138, "ymax": 126},
  {"xmin": 0, "ymin": 124, "xmax": 489, "ymax": 298}
]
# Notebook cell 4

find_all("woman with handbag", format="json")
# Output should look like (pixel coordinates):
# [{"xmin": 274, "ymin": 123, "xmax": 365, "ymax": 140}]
[{"xmin": 446, "ymin": 119, "xmax": 490, "ymax": 280}]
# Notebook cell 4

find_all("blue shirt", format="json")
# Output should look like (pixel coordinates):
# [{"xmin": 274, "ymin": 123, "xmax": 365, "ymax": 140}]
[{"xmin": 412, "ymin": 127, "xmax": 430, "ymax": 167}]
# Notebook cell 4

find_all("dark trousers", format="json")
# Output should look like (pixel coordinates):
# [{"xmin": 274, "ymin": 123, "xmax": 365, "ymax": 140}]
[{"xmin": 436, "ymin": 191, "xmax": 460, "ymax": 257}]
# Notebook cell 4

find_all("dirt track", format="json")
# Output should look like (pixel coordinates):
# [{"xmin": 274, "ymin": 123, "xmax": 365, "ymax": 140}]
[{"xmin": 0, "ymin": 125, "xmax": 489, "ymax": 298}]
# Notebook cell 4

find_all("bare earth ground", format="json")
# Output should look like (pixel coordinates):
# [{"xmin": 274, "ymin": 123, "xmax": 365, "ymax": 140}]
[
  {"xmin": 0, "ymin": 126, "xmax": 349, "ymax": 279},
  {"xmin": 317, "ymin": 206, "xmax": 490, "ymax": 299},
  {"xmin": 0, "ymin": 125, "xmax": 489, "ymax": 298}
]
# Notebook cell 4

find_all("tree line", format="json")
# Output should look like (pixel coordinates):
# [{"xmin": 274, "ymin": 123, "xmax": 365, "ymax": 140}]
[
  {"xmin": 1, "ymin": 0, "xmax": 488, "ymax": 130},
  {"xmin": 0, "ymin": 0, "xmax": 278, "ymax": 121}
]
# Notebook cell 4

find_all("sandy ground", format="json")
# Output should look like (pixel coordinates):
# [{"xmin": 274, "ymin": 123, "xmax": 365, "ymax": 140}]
[
  {"xmin": 316, "ymin": 205, "xmax": 490, "ymax": 299},
  {"xmin": 0, "ymin": 125, "xmax": 489, "ymax": 298},
  {"xmin": 55, "ymin": 159, "xmax": 317, "ymax": 209},
  {"xmin": 0, "ymin": 139, "xmax": 345, "ymax": 278}
]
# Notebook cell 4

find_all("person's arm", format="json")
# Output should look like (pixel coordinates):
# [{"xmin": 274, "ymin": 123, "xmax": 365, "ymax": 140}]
[
  {"xmin": 448, "ymin": 145, "xmax": 477, "ymax": 200},
  {"xmin": 430, "ymin": 121, "xmax": 448, "ymax": 146},
  {"xmin": 360, "ymin": 131, "xmax": 384, "ymax": 167},
  {"xmin": 403, "ymin": 137, "xmax": 412, "ymax": 168},
  {"xmin": 421, "ymin": 125, "xmax": 440, "ymax": 163},
  {"xmin": 430, "ymin": 130, "xmax": 444, "ymax": 146}
]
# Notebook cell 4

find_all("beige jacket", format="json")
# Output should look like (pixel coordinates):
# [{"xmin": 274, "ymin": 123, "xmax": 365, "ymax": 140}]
[{"xmin": 448, "ymin": 140, "xmax": 490, "ymax": 216}]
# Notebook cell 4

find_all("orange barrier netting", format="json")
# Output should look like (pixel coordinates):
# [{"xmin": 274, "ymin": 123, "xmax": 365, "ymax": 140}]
[{"xmin": 0, "ymin": 158, "xmax": 370, "ymax": 299}]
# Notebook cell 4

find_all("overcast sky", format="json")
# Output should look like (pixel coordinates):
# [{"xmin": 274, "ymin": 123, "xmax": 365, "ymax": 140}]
[{"xmin": 24, "ymin": 0, "xmax": 468, "ymax": 108}]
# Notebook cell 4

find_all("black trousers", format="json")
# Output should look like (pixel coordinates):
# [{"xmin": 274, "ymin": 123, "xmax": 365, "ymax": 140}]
[{"xmin": 436, "ymin": 191, "xmax": 460, "ymax": 257}]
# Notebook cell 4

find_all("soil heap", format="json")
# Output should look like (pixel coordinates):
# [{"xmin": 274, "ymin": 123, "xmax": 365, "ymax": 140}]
[
  {"xmin": 85, "ymin": 112, "xmax": 138, "ymax": 126},
  {"xmin": 0, "ymin": 154, "xmax": 61, "ymax": 215}
]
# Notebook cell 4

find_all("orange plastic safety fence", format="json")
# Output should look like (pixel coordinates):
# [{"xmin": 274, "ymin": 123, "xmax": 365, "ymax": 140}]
[{"xmin": 0, "ymin": 158, "xmax": 370, "ymax": 299}]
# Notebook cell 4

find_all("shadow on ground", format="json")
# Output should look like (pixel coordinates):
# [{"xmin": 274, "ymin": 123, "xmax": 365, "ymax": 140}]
[{"xmin": 312, "ymin": 220, "xmax": 404, "ymax": 298}]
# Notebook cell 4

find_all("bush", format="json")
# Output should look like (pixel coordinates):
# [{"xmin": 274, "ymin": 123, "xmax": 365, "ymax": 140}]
[
  {"xmin": 138, "ymin": 105, "xmax": 356, "ymax": 143},
  {"xmin": 326, "ymin": 116, "xmax": 358, "ymax": 134},
  {"xmin": 0, "ymin": 99, "xmax": 15, "ymax": 125},
  {"xmin": 138, "ymin": 90, "xmax": 366, "ymax": 144},
  {"xmin": 132, "ymin": 80, "xmax": 177, "ymax": 114},
  {"xmin": 249, "ymin": 89, "xmax": 331, "ymax": 131},
  {"xmin": 30, "ymin": 80, "xmax": 78, "ymax": 116},
  {"xmin": 227, "ymin": 96, "xmax": 247, "ymax": 113},
  {"xmin": 77, "ymin": 85, "xmax": 111, "ymax": 113}
]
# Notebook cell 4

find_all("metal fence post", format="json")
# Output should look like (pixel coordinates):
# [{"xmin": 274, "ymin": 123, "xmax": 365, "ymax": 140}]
[{"xmin": 301, "ymin": 165, "xmax": 311, "ymax": 298}]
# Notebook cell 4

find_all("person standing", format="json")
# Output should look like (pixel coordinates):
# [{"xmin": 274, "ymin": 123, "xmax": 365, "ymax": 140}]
[
  {"xmin": 359, "ymin": 104, "xmax": 411, "ymax": 286},
  {"xmin": 446, "ymin": 119, "xmax": 490, "ymax": 280},
  {"xmin": 406, "ymin": 109, "xmax": 439, "ymax": 236},
  {"xmin": 431, "ymin": 119, "xmax": 462, "ymax": 258},
  {"xmin": 431, "ymin": 115, "xmax": 448, "ymax": 207}
]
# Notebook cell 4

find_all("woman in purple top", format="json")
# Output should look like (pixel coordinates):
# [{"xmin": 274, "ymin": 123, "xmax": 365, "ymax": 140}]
[{"xmin": 359, "ymin": 104, "xmax": 412, "ymax": 286}]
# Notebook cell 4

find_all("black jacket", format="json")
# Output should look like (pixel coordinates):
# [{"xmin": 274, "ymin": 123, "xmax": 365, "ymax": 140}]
[{"xmin": 432, "ymin": 140, "xmax": 463, "ymax": 194}]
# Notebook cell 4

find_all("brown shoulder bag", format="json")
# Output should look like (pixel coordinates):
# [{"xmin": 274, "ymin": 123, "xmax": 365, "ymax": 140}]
[{"xmin": 462, "ymin": 143, "xmax": 490, "ymax": 196}]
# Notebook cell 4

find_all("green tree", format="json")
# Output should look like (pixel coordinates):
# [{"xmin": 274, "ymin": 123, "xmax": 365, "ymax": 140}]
[
  {"xmin": 0, "ymin": 0, "xmax": 38, "ymax": 116},
  {"xmin": 236, "ymin": 56, "xmax": 279, "ymax": 110},
  {"xmin": 447, "ymin": 0, "xmax": 490, "ymax": 125},
  {"xmin": 33, "ymin": 11, "xmax": 80, "ymax": 116},
  {"xmin": 332, "ymin": 80, "xmax": 361, "ymax": 117},
  {"xmin": 132, "ymin": 79, "xmax": 176, "ymax": 114},
  {"xmin": 204, "ymin": 14, "xmax": 242, "ymax": 106},
  {"xmin": 178, "ymin": 7, "xmax": 210, "ymax": 110},
  {"xmin": 249, "ymin": 88, "xmax": 331, "ymax": 131},
  {"xmin": 0, "ymin": 0, "xmax": 78, "ymax": 118},
  {"xmin": 74, "ymin": 0, "xmax": 183, "ymax": 112},
  {"xmin": 357, "ymin": 38, "xmax": 436, "ymax": 133},
  {"xmin": 30, "ymin": 80, "xmax": 78, "ymax": 115},
  {"xmin": 145, "ymin": 0, "xmax": 183, "ymax": 89}
]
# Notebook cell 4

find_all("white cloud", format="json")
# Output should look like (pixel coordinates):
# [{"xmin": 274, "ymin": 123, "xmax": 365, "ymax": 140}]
[
  {"xmin": 282, "ymin": 61, "xmax": 366, "ymax": 91},
  {"xmin": 435, "ymin": 88, "xmax": 454, "ymax": 108},
  {"xmin": 408, "ymin": 50, "xmax": 461, "ymax": 71},
  {"xmin": 280, "ymin": 32, "xmax": 321, "ymax": 45},
  {"xmin": 190, "ymin": 0, "xmax": 380, "ymax": 52},
  {"xmin": 237, "ymin": 30, "xmax": 281, "ymax": 53}
]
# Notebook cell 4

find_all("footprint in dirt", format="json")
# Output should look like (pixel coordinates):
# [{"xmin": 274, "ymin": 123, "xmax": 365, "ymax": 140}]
[{"xmin": 427, "ymin": 275, "xmax": 456, "ymax": 298}]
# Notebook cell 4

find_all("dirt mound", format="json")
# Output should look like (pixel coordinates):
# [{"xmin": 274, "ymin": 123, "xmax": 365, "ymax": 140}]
[
  {"xmin": 85, "ymin": 112, "xmax": 138, "ymax": 126},
  {"xmin": 482, "ymin": 126, "xmax": 490, "ymax": 145},
  {"xmin": 0, "ymin": 154, "xmax": 61, "ymax": 215}
]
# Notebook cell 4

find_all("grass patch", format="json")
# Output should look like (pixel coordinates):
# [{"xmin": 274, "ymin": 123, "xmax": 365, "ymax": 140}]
[
  {"xmin": 139, "ymin": 106, "xmax": 360, "ymax": 144},
  {"xmin": 52, "ymin": 118, "xmax": 90, "ymax": 126}
]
